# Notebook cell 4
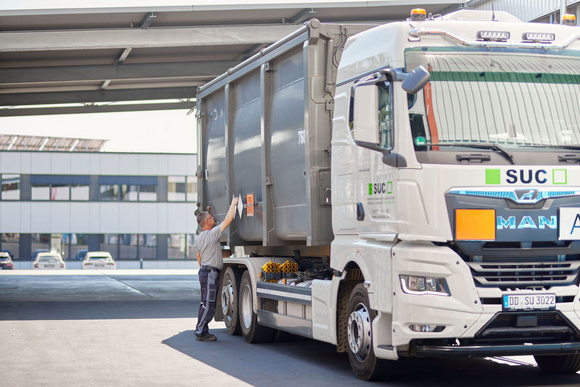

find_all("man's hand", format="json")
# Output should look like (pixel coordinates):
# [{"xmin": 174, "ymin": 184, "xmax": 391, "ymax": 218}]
[{"xmin": 221, "ymin": 196, "xmax": 240, "ymax": 232}]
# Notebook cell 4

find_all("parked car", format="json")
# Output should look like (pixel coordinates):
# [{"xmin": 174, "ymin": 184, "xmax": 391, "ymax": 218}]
[
  {"xmin": 31, "ymin": 249, "xmax": 49, "ymax": 261},
  {"xmin": 33, "ymin": 252, "xmax": 66, "ymax": 270},
  {"xmin": 75, "ymin": 250, "xmax": 88, "ymax": 261},
  {"xmin": 82, "ymin": 251, "xmax": 116, "ymax": 270},
  {"xmin": 0, "ymin": 252, "xmax": 14, "ymax": 270},
  {"xmin": 1, "ymin": 250, "xmax": 14, "ymax": 260}
]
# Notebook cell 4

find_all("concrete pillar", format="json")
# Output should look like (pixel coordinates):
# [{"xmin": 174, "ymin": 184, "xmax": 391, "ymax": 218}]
[
  {"xmin": 156, "ymin": 234, "xmax": 168, "ymax": 259},
  {"xmin": 88, "ymin": 234, "xmax": 101, "ymax": 252},
  {"xmin": 19, "ymin": 234, "xmax": 32, "ymax": 261}
]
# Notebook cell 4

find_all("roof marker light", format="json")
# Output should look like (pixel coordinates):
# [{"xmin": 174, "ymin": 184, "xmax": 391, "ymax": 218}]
[
  {"xmin": 477, "ymin": 30, "xmax": 510, "ymax": 42},
  {"xmin": 563, "ymin": 14, "xmax": 577, "ymax": 26},
  {"xmin": 410, "ymin": 8, "xmax": 426, "ymax": 21},
  {"xmin": 522, "ymin": 32, "xmax": 556, "ymax": 42}
]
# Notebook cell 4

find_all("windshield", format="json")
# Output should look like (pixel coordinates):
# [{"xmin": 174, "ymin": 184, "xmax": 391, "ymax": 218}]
[
  {"xmin": 89, "ymin": 256, "xmax": 111, "ymax": 261},
  {"xmin": 39, "ymin": 256, "xmax": 59, "ymax": 262},
  {"xmin": 405, "ymin": 48, "xmax": 580, "ymax": 151}
]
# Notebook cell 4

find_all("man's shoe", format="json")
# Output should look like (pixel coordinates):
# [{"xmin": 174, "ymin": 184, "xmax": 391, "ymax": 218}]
[{"xmin": 195, "ymin": 333, "xmax": 217, "ymax": 342}]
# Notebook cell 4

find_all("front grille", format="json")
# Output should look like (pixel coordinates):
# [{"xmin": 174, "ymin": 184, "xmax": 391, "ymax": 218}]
[
  {"xmin": 475, "ymin": 311, "xmax": 579, "ymax": 343},
  {"xmin": 468, "ymin": 261, "xmax": 580, "ymax": 288}
]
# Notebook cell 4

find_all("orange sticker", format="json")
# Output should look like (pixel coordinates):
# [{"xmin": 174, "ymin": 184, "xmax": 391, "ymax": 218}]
[
  {"xmin": 455, "ymin": 209, "xmax": 495, "ymax": 241},
  {"xmin": 247, "ymin": 194, "xmax": 254, "ymax": 217}
]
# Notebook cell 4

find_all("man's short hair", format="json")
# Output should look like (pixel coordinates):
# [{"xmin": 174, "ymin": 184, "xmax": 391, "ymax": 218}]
[{"xmin": 197, "ymin": 211, "xmax": 210, "ymax": 227}]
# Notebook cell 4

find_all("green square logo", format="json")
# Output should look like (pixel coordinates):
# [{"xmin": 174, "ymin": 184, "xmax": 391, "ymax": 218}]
[
  {"xmin": 553, "ymin": 169, "xmax": 567, "ymax": 184},
  {"xmin": 486, "ymin": 169, "xmax": 501, "ymax": 185},
  {"xmin": 369, "ymin": 183, "xmax": 373, "ymax": 195}
]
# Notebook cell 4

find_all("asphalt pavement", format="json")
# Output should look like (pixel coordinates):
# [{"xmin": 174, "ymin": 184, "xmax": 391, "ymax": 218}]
[{"xmin": 2, "ymin": 270, "xmax": 580, "ymax": 387}]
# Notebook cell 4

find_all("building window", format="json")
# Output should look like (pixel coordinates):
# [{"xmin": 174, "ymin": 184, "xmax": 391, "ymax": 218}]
[
  {"xmin": 100, "ymin": 184, "xmax": 119, "ymax": 201},
  {"xmin": 50, "ymin": 184, "xmax": 70, "ymax": 201},
  {"xmin": 71, "ymin": 184, "xmax": 89, "ymax": 201},
  {"xmin": 100, "ymin": 176, "xmax": 158, "ymax": 202},
  {"xmin": 168, "ymin": 176, "xmax": 186, "ymax": 201},
  {"xmin": 1, "ymin": 174, "xmax": 20, "ymax": 200},
  {"xmin": 100, "ymin": 234, "xmax": 118, "ymax": 258},
  {"xmin": 141, "ymin": 234, "xmax": 156, "ymax": 259},
  {"xmin": 32, "ymin": 183, "xmax": 50, "ymax": 200},
  {"xmin": 31, "ymin": 234, "xmax": 50, "ymax": 259},
  {"xmin": 31, "ymin": 175, "xmax": 90, "ymax": 201},
  {"xmin": 187, "ymin": 176, "xmax": 197, "ymax": 202},
  {"xmin": 121, "ymin": 185, "xmax": 138, "ymax": 201},
  {"xmin": 139, "ymin": 185, "xmax": 157, "ymax": 201},
  {"xmin": 67, "ymin": 234, "xmax": 88, "ymax": 260},
  {"xmin": 1, "ymin": 233, "xmax": 19, "ymax": 260},
  {"xmin": 168, "ymin": 234, "xmax": 186, "ymax": 259}
]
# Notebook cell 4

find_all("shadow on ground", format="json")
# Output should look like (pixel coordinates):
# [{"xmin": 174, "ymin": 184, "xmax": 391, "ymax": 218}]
[
  {"xmin": 163, "ymin": 329, "xmax": 580, "ymax": 387},
  {"xmin": 0, "ymin": 300, "xmax": 197, "ymax": 320}
]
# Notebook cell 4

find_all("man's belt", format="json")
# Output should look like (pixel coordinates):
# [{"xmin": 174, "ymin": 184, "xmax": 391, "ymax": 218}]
[{"xmin": 201, "ymin": 265, "xmax": 220, "ymax": 272}]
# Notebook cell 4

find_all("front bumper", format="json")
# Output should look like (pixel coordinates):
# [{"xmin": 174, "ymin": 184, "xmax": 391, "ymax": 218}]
[
  {"xmin": 388, "ymin": 242, "xmax": 580, "ymax": 358},
  {"xmin": 414, "ymin": 342, "xmax": 580, "ymax": 357}
]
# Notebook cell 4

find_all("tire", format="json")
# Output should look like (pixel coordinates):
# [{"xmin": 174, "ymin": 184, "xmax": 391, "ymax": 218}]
[
  {"xmin": 221, "ymin": 266, "xmax": 242, "ymax": 335},
  {"xmin": 347, "ymin": 283, "xmax": 394, "ymax": 381},
  {"xmin": 239, "ymin": 270, "xmax": 276, "ymax": 343},
  {"xmin": 534, "ymin": 354, "xmax": 580, "ymax": 373}
]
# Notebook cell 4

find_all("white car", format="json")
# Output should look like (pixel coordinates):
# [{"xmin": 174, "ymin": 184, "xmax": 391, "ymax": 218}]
[
  {"xmin": 33, "ymin": 252, "xmax": 66, "ymax": 270},
  {"xmin": 82, "ymin": 251, "xmax": 116, "ymax": 270}
]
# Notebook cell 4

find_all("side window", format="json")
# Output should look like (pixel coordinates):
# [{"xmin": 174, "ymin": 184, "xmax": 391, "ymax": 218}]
[{"xmin": 378, "ymin": 82, "xmax": 393, "ymax": 149}]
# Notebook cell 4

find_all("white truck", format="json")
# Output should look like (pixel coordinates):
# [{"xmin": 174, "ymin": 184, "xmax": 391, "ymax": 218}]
[{"xmin": 196, "ymin": 9, "xmax": 580, "ymax": 380}]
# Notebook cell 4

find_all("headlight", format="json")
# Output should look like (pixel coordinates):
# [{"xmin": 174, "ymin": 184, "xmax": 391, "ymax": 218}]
[{"xmin": 400, "ymin": 275, "xmax": 450, "ymax": 296}]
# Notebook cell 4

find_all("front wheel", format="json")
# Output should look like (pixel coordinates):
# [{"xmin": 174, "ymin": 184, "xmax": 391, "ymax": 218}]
[
  {"xmin": 221, "ymin": 266, "xmax": 241, "ymax": 335},
  {"xmin": 239, "ymin": 270, "xmax": 276, "ymax": 343},
  {"xmin": 534, "ymin": 354, "xmax": 580, "ymax": 373},
  {"xmin": 347, "ymin": 283, "xmax": 394, "ymax": 381}
]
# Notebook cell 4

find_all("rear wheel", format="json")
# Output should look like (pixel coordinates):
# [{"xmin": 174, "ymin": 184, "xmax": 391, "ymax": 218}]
[
  {"xmin": 347, "ymin": 283, "xmax": 394, "ymax": 381},
  {"xmin": 221, "ymin": 266, "xmax": 241, "ymax": 335},
  {"xmin": 239, "ymin": 270, "xmax": 276, "ymax": 343},
  {"xmin": 534, "ymin": 354, "xmax": 580, "ymax": 373}
]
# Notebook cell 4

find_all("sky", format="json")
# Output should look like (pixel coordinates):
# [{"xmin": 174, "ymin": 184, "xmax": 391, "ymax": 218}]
[{"xmin": 1, "ymin": 110, "xmax": 198, "ymax": 153}]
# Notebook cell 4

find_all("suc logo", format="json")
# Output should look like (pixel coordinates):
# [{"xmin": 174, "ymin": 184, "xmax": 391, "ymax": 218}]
[{"xmin": 486, "ymin": 169, "xmax": 567, "ymax": 185}]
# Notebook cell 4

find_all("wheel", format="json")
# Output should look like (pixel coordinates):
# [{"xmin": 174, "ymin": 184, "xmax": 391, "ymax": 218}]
[
  {"xmin": 347, "ymin": 283, "xmax": 394, "ymax": 381},
  {"xmin": 239, "ymin": 270, "xmax": 276, "ymax": 343},
  {"xmin": 534, "ymin": 354, "xmax": 580, "ymax": 373},
  {"xmin": 221, "ymin": 266, "xmax": 242, "ymax": 335}
]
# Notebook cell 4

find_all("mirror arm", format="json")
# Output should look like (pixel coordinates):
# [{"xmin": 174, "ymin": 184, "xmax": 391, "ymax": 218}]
[{"xmin": 353, "ymin": 139, "xmax": 407, "ymax": 168}]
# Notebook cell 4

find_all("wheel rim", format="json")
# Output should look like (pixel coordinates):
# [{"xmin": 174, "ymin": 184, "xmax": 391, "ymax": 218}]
[
  {"xmin": 221, "ymin": 278, "xmax": 234, "ymax": 319},
  {"xmin": 240, "ymin": 283, "xmax": 252, "ymax": 329},
  {"xmin": 347, "ymin": 302, "xmax": 372, "ymax": 362}
]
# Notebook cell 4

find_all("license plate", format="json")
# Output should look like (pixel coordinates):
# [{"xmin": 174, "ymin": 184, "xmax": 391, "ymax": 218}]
[
  {"xmin": 503, "ymin": 293, "xmax": 556, "ymax": 311},
  {"xmin": 45, "ymin": 264, "xmax": 55, "ymax": 268}
]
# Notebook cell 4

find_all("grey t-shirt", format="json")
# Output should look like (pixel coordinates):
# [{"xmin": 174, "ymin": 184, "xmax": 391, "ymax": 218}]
[{"xmin": 195, "ymin": 226, "xmax": 224, "ymax": 269}]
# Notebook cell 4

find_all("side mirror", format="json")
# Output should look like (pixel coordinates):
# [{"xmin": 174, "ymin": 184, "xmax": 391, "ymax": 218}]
[
  {"xmin": 353, "ymin": 84, "xmax": 380, "ymax": 147},
  {"xmin": 402, "ymin": 65, "xmax": 430, "ymax": 94}
]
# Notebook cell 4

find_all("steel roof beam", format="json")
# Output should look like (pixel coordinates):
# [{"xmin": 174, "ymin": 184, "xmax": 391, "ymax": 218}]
[
  {"xmin": 0, "ymin": 101, "xmax": 196, "ymax": 117},
  {"xmin": 0, "ymin": 87, "xmax": 198, "ymax": 107},
  {"xmin": 0, "ymin": 24, "xmax": 300, "ymax": 52},
  {"xmin": 0, "ymin": 61, "xmax": 241, "ymax": 84}
]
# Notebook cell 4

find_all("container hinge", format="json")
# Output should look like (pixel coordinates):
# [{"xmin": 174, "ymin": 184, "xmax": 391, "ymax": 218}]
[{"xmin": 325, "ymin": 100, "xmax": 334, "ymax": 111}]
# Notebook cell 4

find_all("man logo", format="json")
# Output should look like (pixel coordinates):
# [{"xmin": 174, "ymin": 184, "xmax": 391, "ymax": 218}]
[{"xmin": 515, "ymin": 188, "xmax": 539, "ymax": 203}]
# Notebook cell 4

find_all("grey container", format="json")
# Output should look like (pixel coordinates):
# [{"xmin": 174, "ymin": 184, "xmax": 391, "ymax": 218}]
[{"xmin": 197, "ymin": 20, "xmax": 372, "ymax": 250}]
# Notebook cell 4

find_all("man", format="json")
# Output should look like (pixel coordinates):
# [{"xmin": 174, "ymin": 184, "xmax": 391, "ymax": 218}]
[{"xmin": 194, "ymin": 196, "xmax": 239, "ymax": 341}]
